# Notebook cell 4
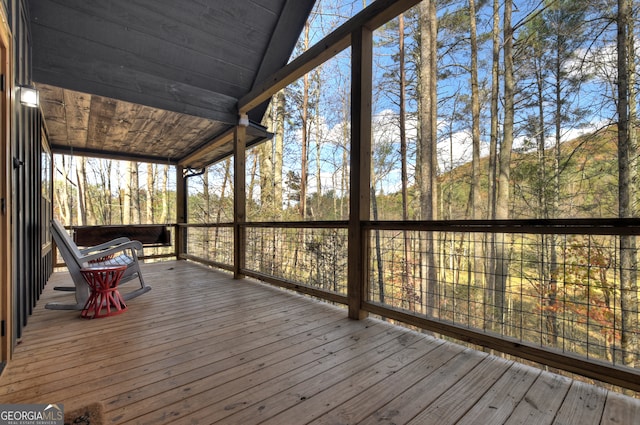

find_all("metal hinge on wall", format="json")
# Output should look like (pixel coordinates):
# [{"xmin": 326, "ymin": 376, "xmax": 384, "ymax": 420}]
[
  {"xmin": 0, "ymin": 197, "xmax": 4, "ymax": 215},
  {"xmin": 1, "ymin": 320, "xmax": 5, "ymax": 337}
]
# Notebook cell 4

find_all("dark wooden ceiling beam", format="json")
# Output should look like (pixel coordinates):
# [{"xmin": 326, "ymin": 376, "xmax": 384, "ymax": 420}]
[
  {"xmin": 179, "ymin": 128, "xmax": 235, "ymax": 168},
  {"xmin": 178, "ymin": 122, "xmax": 273, "ymax": 169},
  {"xmin": 50, "ymin": 144, "xmax": 180, "ymax": 165}
]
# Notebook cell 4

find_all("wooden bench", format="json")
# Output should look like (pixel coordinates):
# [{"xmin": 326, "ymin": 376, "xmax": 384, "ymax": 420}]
[{"xmin": 73, "ymin": 225, "xmax": 171, "ymax": 247}]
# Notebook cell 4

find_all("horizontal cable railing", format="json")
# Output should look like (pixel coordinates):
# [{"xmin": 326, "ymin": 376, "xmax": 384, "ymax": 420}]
[
  {"xmin": 366, "ymin": 219, "xmax": 640, "ymax": 391},
  {"xmin": 181, "ymin": 223, "xmax": 234, "ymax": 272},
  {"xmin": 241, "ymin": 221, "xmax": 349, "ymax": 304}
]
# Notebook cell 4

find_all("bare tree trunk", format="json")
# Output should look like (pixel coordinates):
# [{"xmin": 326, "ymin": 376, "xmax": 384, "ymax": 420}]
[
  {"xmin": 341, "ymin": 93, "xmax": 349, "ymax": 219},
  {"xmin": 214, "ymin": 159, "xmax": 231, "ymax": 252},
  {"xmin": 202, "ymin": 169, "xmax": 210, "ymax": 254},
  {"xmin": 399, "ymin": 12, "xmax": 413, "ymax": 309},
  {"xmin": 548, "ymin": 18, "xmax": 569, "ymax": 346},
  {"xmin": 419, "ymin": 0, "xmax": 439, "ymax": 317},
  {"xmin": 534, "ymin": 53, "xmax": 558, "ymax": 346},
  {"xmin": 617, "ymin": 0, "xmax": 638, "ymax": 367},
  {"xmin": 75, "ymin": 157, "xmax": 87, "ymax": 225},
  {"xmin": 428, "ymin": 1, "xmax": 438, "ymax": 219},
  {"xmin": 160, "ymin": 164, "xmax": 169, "ymax": 223},
  {"xmin": 123, "ymin": 162, "xmax": 132, "ymax": 225},
  {"xmin": 535, "ymin": 61, "xmax": 547, "ymax": 219},
  {"xmin": 274, "ymin": 90, "xmax": 285, "ymax": 219},
  {"xmin": 261, "ymin": 96, "xmax": 275, "ymax": 221},
  {"xmin": 105, "ymin": 160, "xmax": 113, "ymax": 224},
  {"xmin": 146, "ymin": 163, "xmax": 154, "ymax": 223},
  {"xmin": 300, "ymin": 21, "xmax": 311, "ymax": 220},
  {"xmin": 399, "ymin": 11, "xmax": 407, "ymax": 220},
  {"xmin": 371, "ymin": 182, "xmax": 385, "ymax": 304},
  {"xmin": 247, "ymin": 152, "xmax": 258, "ymax": 208},
  {"xmin": 116, "ymin": 162, "xmax": 123, "ymax": 224},
  {"xmin": 56, "ymin": 155, "xmax": 72, "ymax": 224},
  {"xmin": 494, "ymin": 0, "xmax": 514, "ymax": 330},
  {"xmin": 469, "ymin": 0, "xmax": 482, "ymax": 287},
  {"xmin": 259, "ymin": 142, "xmax": 274, "ymax": 217},
  {"xmin": 131, "ymin": 162, "xmax": 140, "ymax": 223},
  {"xmin": 314, "ymin": 69, "xmax": 323, "ymax": 218},
  {"xmin": 484, "ymin": 0, "xmax": 500, "ymax": 326},
  {"xmin": 272, "ymin": 90, "xmax": 285, "ymax": 274}
]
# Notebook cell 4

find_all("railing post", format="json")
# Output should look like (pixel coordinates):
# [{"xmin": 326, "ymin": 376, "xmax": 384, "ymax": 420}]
[
  {"xmin": 175, "ymin": 165, "xmax": 187, "ymax": 259},
  {"xmin": 234, "ymin": 117, "xmax": 247, "ymax": 279},
  {"xmin": 348, "ymin": 26, "xmax": 372, "ymax": 320}
]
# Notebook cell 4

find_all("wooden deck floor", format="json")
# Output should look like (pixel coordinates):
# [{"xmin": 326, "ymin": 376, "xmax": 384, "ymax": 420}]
[{"xmin": 1, "ymin": 260, "xmax": 639, "ymax": 424}]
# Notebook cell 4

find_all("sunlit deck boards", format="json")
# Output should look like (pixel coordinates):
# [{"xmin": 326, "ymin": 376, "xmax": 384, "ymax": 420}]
[{"xmin": 0, "ymin": 260, "xmax": 638, "ymax": 424}]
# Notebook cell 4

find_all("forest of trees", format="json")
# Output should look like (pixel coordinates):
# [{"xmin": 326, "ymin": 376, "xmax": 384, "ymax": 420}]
[
  {"xmin": 54, "ymin": 157, "xmax": 175, "ymax": 226},
  {"xmin": 54, "ymin": 0, "xmax": 640, "ymax": 369}
]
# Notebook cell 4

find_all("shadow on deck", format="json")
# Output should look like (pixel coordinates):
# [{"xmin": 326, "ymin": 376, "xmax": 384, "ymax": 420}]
[{"xmin": 1, "ymin": 260, "xmax": 639, "ymax": 424}]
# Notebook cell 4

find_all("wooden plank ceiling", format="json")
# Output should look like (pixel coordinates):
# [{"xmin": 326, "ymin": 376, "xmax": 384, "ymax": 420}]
[{"xmin": 28, "ymin": 0, "xmax": 315, "ymax": 169}]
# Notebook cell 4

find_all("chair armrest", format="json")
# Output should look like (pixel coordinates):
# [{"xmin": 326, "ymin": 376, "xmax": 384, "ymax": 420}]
[
  {"xmin": 79, "ymin": 237, "xmax": 132, "ymax": 254},
  {"xmin": 81, "ymin": 240, "xmax": 144, "ymax": 263}
]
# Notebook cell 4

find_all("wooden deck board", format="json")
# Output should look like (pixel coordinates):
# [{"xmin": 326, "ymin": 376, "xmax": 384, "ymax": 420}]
[
  {"xmin": 504, "ymin": 371, "xmax": 573, "ymax": 425},
  {"xmin": 257, "ymin": 335, "xmax": 447, "ymax": 425},
  {"xmin": 406, "ymin": 356, "xmax": 511, "ymax": 424},
  {"xmin": 358, "ymin": 348, "xmax": 488, "ymax": 425},
  {"xmin": 601, "ymin": 392, "xmax": 640, "ymax": 425},
  {"xmin": 190, "ymin": 328, "xmax": 421, "ymax": 425},
  {"xmin": 456, "ymin": 362, "xmax": 540, "ymax": 425},
  {"xmin": 106, "ymin": 319, "xmax": 392, "ymax": 424},
  {"xmin": 0, "ymin": 260, "xmax": 638, "ymax": 425},
  {"xmin": 553, "ymin": 381, "xmax": 608, "ymax": 425},
  {"xmin": 307, "ymin": 341, "xmax": 464, "ymax": 425}
]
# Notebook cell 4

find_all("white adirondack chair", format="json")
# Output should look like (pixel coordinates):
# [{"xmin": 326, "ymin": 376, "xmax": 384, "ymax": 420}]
[{"xmin": 48, "ymin": 219, "xmax": 152, "ymax": 310}]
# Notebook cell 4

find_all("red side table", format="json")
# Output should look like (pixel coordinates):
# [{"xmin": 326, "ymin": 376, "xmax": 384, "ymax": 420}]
[{"xmin": 80, "ymin": 265, "xmax": 128, "ymax": 319}]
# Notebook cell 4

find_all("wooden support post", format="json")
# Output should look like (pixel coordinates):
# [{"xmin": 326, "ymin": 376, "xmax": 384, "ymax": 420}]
[
  {"xmin": 175, "ymin": 165, "xmax": 187, "ymax": 259},
  {"xmin": 348, "ymin": 27, "xmax": 372, "ymax": 320},
  {"xmin": 234, "ymin": 117, "xmax": 247, "ymax": 279}
]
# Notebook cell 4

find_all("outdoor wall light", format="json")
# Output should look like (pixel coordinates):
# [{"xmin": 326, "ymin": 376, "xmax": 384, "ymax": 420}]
[{"xmin": 18, "ymin": 85, "xmax": 39, "ymax": 108}]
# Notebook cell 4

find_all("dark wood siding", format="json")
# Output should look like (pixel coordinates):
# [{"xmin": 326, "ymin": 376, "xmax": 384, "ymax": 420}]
[{"xmin": 9, "ymin": 0, "xmax": 52, "ymax": 345}]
